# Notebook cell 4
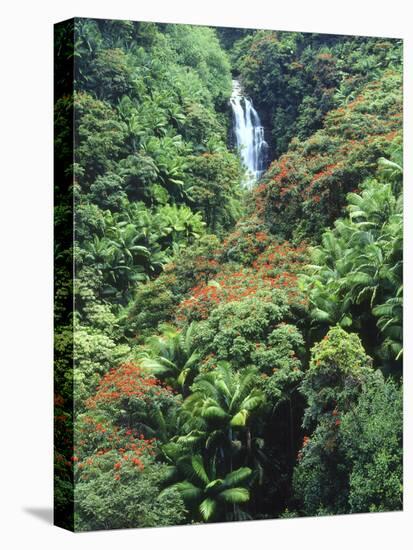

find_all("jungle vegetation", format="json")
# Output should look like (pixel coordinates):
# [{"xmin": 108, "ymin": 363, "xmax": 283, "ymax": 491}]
[{"xmin": 54, "ymin": 19, "xmax": 403, "ymax": 530}]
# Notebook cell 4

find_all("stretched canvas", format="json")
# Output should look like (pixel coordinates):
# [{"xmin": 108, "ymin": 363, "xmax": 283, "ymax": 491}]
[{"xmin": 54, "ymin": 17, "xmax": 403, "ymax": 531}]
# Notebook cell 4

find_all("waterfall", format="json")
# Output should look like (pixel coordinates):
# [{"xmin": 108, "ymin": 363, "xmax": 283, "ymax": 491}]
[{"xmin": 230, "ymin": 79, "xmax": 268, "ymax": 188}]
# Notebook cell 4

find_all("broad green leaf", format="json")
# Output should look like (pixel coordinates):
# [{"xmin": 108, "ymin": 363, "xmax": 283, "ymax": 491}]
[
  {"xmin": 218, "ymin": 488, "xmax": 250, "ymax": 504},
  {"xmin": 199, "ymin": 498, "xmax": 217, "ymax": 521}
]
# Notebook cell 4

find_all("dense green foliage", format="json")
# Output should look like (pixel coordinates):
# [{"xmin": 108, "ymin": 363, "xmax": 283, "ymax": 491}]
[
  {"xmin": 302, "ymin": 154, "xmax": 403, "ymax": 368},
  {"xmin": 294, "ymin": 328, "xmax": 402, "ymax": 515},
  {"xmin": 232, "ymin": 31, "xmax": 402, "ymax": 159},
  {"xmin": 54, "ymin": 19, "xmax": 403, "ymax": 531},
  {"xmin": 256, "ymin": 70, "xmax": 402, "ymax": 241}
]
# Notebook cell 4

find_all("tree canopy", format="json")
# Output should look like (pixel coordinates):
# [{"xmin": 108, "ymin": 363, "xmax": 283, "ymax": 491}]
[{"xmin": 54, "ymin": 19, "xmax": 403, "ymax": 530}]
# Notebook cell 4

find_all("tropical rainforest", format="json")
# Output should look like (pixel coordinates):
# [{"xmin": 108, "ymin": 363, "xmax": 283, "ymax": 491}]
[{"xmin": 54, "ymin": 18, "xmax": 403, "ymax": 531}]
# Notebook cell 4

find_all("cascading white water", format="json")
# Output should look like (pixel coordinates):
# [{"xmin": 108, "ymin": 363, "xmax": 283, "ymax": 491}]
[{"xmin": 230, "ymin": 79, "xmax": 268, "ymax": 188}]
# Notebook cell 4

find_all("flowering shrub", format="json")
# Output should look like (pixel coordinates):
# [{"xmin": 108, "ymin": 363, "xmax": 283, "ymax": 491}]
[
  {"xmin": 259, "ymin": 70, "xmax": 402, "ymax": 241},
  {"xmin": 55, "ymin": 324, "xmax": 131, "ymax": 410},
  {"xmin": 86, "ymin": 362, "xmax": 171, "ymax": 408},
  {"xmin": 176, "ymin": 239, "xmax": 308, "ymax": 323},
  {"xmin": 74, "ymin": 414, "xmax": 156, "ymax": 481},
  {"xmin": 191, "ymin": 289, "xmax": 305, "ymax": 371},
  {"xmin": 84, "ymin": 362, "xmax": 179, "ymax": 443},
  {"xmin": 222, "ymin": 219, "xmax": 273, "ymax": 265},
  {"xmin": 122, "ymin": 234, "xmax": 224, "ymax": 339}
]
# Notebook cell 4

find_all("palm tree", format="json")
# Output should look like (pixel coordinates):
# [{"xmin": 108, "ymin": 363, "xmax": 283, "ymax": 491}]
[
  {"xmin": 372, "ymin": 289, "xmax": 403, "ymax": 361},
  {"xmin": 140, "ymin": 323, "xmax": 200, "ymax": 393},
  {"xmin": 304, "ymin": 162, "xmax": 402, "ymax": 362},
  {"xmin": 180, "ymin": 362, "xmax": 266, "ymax": 472},
  {"xmin": 304, "ymin": 229, "xmax": 353, "ymax": 327},
  {"xmin": 170, "ymin": 454, "xmax": 252, "ymax": 522},
  {"xmin": 128, "ymin": 400, "xmax": 186, "ymax": 444},
  {"xmin": 378, "ymin": 152, "xmax": 402, "ymax": 195}
]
